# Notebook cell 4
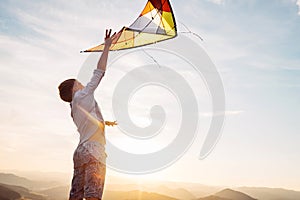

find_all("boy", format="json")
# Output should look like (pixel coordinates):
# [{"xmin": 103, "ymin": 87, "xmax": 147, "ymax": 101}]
[{"xmin": 58, "ymin": 29, "xmax": 117, "ymax": 200}]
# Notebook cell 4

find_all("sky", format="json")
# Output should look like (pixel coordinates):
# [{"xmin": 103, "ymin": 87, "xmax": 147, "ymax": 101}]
[{"xmin": 0, "ymin": 0, "xmax": 300, "ymax": 190}]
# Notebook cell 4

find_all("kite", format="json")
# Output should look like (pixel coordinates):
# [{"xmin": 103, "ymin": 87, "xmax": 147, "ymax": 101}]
[{"xmin": 81, "ymin": 0, "xmax": 177, "ymax": 52}]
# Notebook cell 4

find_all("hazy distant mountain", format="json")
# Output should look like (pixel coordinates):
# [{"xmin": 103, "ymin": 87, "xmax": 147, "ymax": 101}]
[
  {"xmin": 39, "ymin": 184, "xmax": 191, "ymax": 200},
  {"xmin": 103, "ymin": 190, "xmax": 179, "ymax": 200},
  {"xmin": 0, "ymin": 183, "xmax": 46, "ymax": 200},
  {"xmin": 38, "ymin": 187, "xmax": 179, "ymax": 200},
  {"xmin": 0, "ymin": 170, "xmax": 70, "ymax": 185},
  {"xmin": 153, "ymin": 185, "xmax": 196, "ymax": 200},
  {"xmin": 108, "ymin": 184, "xmax": 195, "ymax": 200},
  {"xmin": 0, "ymin": 173, "xmax": 60, "ymax": 190},
  {"xmin": 198, "ymin": 195, "xmax": 231, "ymax": 200},
  {"xmin": 214, "ymin": 189, "xmax": 257, "ymax": 200},
  {"xmin": 1, "ymin": 171, "xmax": 300, "ymax": 200},
  {"xmin": 39, "ymin": 186, "xmax": 69, "ymax": 200},
  {"xmin": 163, "ymin": 181, "xmax": 223, "ymax": 197},
  {"xmin": 196, "ymin": 188, "xmax": 257, "ymax": 200},
  {"xmin": 107, "ymin": 182, "xmax": 220, "ymax": 199},
  {"xmin": 104, "ymin": 175, "xmax": 223, "ymax": 197},
  {"xmin": 0, "ymin": 185, "xmax": 21, "ymax": 200},
  {"xmin": 237, "ymin": 187, "xmax": 300, "ymax": 200}
]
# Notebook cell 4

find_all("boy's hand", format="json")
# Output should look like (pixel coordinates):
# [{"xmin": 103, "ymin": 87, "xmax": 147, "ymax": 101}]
[
  {"xmin": 104, "ymin": 29, "xmax": 117, "ymax": 47},
  {"xmin": 105, "ymin": 120, "xmax": 118, "ymax": 127}
]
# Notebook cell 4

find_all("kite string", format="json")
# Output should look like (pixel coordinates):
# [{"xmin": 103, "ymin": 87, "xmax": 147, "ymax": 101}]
[
  {"xmin": 178, "ymin": 21, "xmax": 204, "ymax": 41},
  {"xmin": 142, "ymin": 48, "xmax": 162, "ymax": 68},
  {"xmin": 141, "ymin": 22, "xmax": 203, "ymax": 68}
]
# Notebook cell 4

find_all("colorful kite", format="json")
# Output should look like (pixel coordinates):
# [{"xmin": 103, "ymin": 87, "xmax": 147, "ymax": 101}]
[{"xmin": 81, "ymin": 0, "xmax": 177, "ymax": 52}]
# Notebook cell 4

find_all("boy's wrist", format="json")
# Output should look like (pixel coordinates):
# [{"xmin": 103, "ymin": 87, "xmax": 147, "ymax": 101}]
[{"xmin": 104, "ymin": 44, "xmax": 110, "ymax": 50}]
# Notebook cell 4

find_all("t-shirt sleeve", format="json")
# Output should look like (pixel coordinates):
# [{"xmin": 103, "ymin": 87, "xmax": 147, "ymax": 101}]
[{"xmin": 82, "ymin": 69, "xmax": 105, "ymax": 94}]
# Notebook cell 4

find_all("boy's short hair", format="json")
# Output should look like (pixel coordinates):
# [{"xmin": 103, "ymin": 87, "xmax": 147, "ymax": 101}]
[{"xmin": 58, "ymin": 79, "xmax": 75, "ymax": 102}]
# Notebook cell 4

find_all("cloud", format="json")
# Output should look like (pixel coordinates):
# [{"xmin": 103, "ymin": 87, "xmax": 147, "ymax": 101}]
[
  {"xmin": 206, "ymin": 0, "xmax": 225, "ymax": 5},
  {"xmin": 200, "ymin": 110, "xmax": 244, "ymax": 117},
  {"xmin": 297, "ymin": 0, "xmax": 300, "ymax": 15}
]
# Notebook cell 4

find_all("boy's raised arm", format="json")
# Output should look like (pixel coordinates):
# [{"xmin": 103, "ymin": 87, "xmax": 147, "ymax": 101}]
[
  {"xmin": 80, "ymin": 29, "xmax": 116, "ymax": 95},
  {"xmin": 97, "ymin": 29, "xmax": 116, "ymax": 71}
]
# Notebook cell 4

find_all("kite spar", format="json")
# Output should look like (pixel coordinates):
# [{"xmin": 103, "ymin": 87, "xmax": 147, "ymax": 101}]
[{"xmin": 81, "ymin": 0, "xmax": 177, "ymax": 52}]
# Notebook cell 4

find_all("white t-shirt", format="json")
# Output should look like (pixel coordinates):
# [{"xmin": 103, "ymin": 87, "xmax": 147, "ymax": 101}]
[{"xmin": 70, "ymin": 69, "xmax": 106, "ymax": 162}]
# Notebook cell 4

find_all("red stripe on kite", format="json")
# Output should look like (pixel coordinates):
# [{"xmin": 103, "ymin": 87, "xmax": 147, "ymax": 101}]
[{"xmin": 150, "ymin": 0, "xmax": 171, "ymax": 12}]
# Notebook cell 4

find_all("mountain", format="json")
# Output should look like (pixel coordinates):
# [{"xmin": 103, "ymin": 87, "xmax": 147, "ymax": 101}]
[
  {"xmin": 0, "ymin": 183, "xmax": 46, "ymax": 200},
  {"xmin": 0, "ymin": 173, "xmax": 59, "ymax": 190},
  {"xmin": 106, "ymin": 181, "xmax": 219, "ymax": 199},
  {"xmin": 152, "ymin": 185, "xmax": 196, "ymax": 200},
  {"xmin": 103, "ymin": 190, "xmax": 179, "ymax": 200},
  {"xmin": 196, "ymin": 188, "xmax": 258, "ymax": 200},
  {"xmin": 198, "ymin": 195, "xmax": 231, "ymax": 200},
  {"xmin": 0, "ymin": 170, "xmax": 70, "ymax": 185},
  {"xmin": 39, "ymin": 186, "xmax": 70, "ymax": 200},
  {"xmin": 38, "ymin": 186, "xmax": 179, "ymax": 200},
  {"xmin": 162, "ymin": 181, "xmax": 222, "ymax": 197},
  {"xmin": 0, "ymin": 185, "xmax": 21, "ymax": 200},
  {"xmin": 237, "ymin": 187, "xmax": 300, "ymax": 200},
  {"xmin": 2, "ymin": 171, "xmax": 300, "ymax": 200},
  {"xmin": 108, "ymin": 184, "xmax": 196, "ymax": 200},
  {"xmin": 214, "ymin": 189, "xmax": 257, "ymax": 200}
]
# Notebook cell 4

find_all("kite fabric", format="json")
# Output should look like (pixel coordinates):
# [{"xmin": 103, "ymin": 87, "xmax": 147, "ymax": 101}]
[{"xmin": 81, "ymin": 0, "xmax": 177, "ymax": 52}]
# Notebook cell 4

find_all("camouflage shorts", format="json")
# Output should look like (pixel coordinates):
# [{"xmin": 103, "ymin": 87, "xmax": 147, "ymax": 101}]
[{"xmin": 69, "ymin": 143, "xmax": 106, "ymax": 200}]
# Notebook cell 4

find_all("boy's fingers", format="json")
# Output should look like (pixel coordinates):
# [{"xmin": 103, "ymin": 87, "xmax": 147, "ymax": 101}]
[
  {"xmin": 111, "ymin": 32, "xmax": 117, "ymax": 40},
  {"xmin": 105, "ymin": 121, "xmax": 117, "ymax": 126},
  {"xmin": 108, "ymin": 29, "xmax": 112, "ymax": 36}
]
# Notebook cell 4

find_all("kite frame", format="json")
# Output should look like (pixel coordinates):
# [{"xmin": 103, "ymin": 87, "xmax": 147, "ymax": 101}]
[{"xmin": 81, "ymin": 0, "xmax": 177, "ymax": 53}]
